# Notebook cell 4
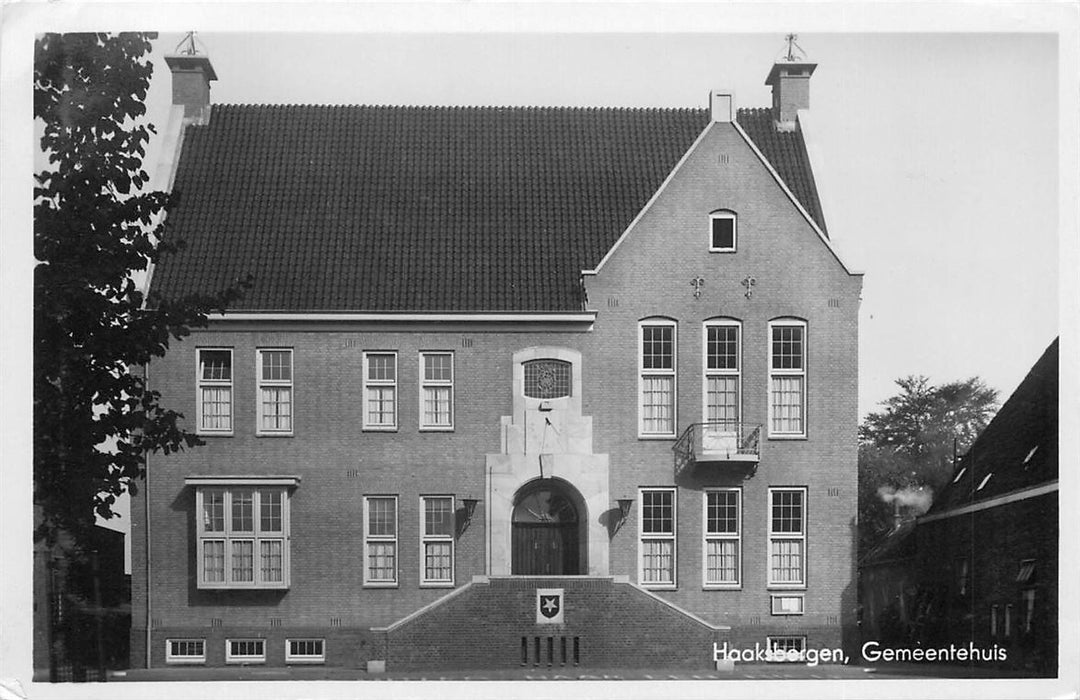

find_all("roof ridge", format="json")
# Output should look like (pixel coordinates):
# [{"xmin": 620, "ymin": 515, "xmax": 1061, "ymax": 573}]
[{"xmin": 211, "ymin": 103, "xmax": 715, "ymax": 113}]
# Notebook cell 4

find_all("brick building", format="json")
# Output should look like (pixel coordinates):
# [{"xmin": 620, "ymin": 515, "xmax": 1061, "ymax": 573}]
[
  {"xmin": 131, "ymin": 48, "xmax": 863, "ymax": 670},
  {"xmin": 908, "ymin": 338, "xmax": 1059, "ymax": 675}
]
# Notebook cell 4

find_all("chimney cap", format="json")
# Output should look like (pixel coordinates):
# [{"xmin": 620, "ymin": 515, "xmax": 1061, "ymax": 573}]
[
  {"xmin": 765, "ymin": 61, "xmax": 816, "ymax": 86},
  {"xmin": 165, "ymin": 53, "xmax": 218, "ymax": 82}
]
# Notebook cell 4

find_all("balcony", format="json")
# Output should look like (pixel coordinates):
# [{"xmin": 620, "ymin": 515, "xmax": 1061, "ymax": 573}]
[{"xmin": 673, "ymin": 422, "xmax": 761, "ymax": 478}]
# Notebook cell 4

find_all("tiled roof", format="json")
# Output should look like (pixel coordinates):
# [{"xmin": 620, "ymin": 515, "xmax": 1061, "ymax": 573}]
[
  {"xmin": 152, "ymin": 104, "xmax": 827, "ymax": 312},
  {"xmin": 736, "ymin": 107, "xmax": 827, "ymax": 236},
  {"xmin": 927, "ymin": 338, "xmax": 1059, "ymax": 514},
  {"xmin": 859, "ymin": 518, "xmax": 917, "ymax": 568}
]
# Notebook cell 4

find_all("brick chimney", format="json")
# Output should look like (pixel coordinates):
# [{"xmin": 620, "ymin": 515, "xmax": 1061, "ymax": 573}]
[
  {"xmin": 765, "ymin": 60, "xmax": 816, "ymax": 131},
  {"xmin": 164, "ymin": 53, "xmax": 217, "ymax": 122}
]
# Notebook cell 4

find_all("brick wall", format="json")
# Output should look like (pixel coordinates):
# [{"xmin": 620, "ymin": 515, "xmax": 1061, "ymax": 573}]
[
  {"xmin": 131, "ymin": 119, "xmax": 862, "ymax": 669},
  {"xmin": 913, "ymin": 491, "xmax": 1058, "ymax": 674}
]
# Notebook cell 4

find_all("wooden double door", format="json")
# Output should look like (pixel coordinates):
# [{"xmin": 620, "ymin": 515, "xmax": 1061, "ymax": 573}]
[{"xmin": 511, "ymin": 480, "xmax": 583, "ymax": 575}]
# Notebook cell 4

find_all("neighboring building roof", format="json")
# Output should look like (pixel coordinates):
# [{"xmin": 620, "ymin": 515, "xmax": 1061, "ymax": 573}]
[
  {"xmin": 859, "ymin": 518, "xmax": 917, "ymax": 568},
  {"xmin": 926, "ymin": 337, "xmax": 1059, "ymax": 514},
  {"xmin": 152, "ymin": 104, "xmax": 828, "ymax": 313}
]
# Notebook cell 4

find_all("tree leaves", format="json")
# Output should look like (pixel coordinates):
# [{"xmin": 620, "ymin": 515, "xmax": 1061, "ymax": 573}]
[
  {"xmin": 33, "ymin": 33, "xmax": 248, "ymax": 551},
  {"xmin": 858, "ymin": 375, "xmax": 999, "ymax": 556}
]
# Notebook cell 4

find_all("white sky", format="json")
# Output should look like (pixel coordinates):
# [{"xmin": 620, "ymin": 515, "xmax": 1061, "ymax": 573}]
[{"xmin": 140, "ymin": 30, "xmax": 1060, "ymax": 417}]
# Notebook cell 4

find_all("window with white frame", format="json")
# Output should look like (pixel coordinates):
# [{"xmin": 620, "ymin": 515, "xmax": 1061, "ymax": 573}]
[
  {"xmin": 420, "ymin": 496, "xmax": 454, "ymax": 585},
  {"xmin": 197, "ymin": 349, "xmax": 233, "ymax": 433},
  {"xmin": 364, "ymin": 496, "xmax": 398, "ymax": 586},
  {"xmin": 166, "ymin": 639, "xmax": 206, "ymax": 664},
  {"xmin": 766, "ymin": 636, "xmax": 806, "ymax": 662},
  {"xmin": 196, "ymin": 486, "xmax": 289, "ymax": 588},
  {"xmin": 1004, "ymin": 604, "xmax": 1013, "ymax": 638},
  {"xmin": 286, "ymin": 639, "xmax": 325, "ymax": 664},
  {"xmin": 704, "ymin": 320, "xmax": 741, "ymax": 428},
  {"xmin": 639, "ymin": 321, "xmax": 676, "ymax": 437},
  {"xmin": 257, "ymin": 349, "xmax": 293, "ymax": 434},
  {"xmin": 420, "ymin": 352, "xmax": 454, "ymax": 429},
  {"xmin": 639, "ymin": 488, "xmax": 676, "ymax": 587},
  {"xmin": 704, "ymin": 488, "xmax": 740, "ymax": 587},
  {"xmin": 709, "ymin": 210, "xmax": 737, "ymax": 252},
  {"xmin": 363, "ymin": 352, "xmax": 397, "ymax": 430},
  {"xmin": 768, "ymin": 320, "xmax": 806, "ymax": 436},
  {"xmin": 226, "ymin": 639, "xmax": 266, "ymax": 664},
  {"xmin": 768, "ymin": 488, "xmax": 806, "ymax": 587}
]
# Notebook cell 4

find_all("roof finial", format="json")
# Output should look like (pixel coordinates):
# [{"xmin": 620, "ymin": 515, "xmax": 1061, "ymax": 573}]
[
  {"xmin": 175, "ymin": 31, "xmax": 205, "ymax": 56},
  {"xmin": 781, "ymin": 33, "xmax": 807, "ymax": 62}
]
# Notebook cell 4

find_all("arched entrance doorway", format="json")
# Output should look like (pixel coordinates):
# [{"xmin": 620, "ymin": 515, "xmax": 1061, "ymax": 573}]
[{"xmin": 511, "ymin": 479, "xmax": 585, "ymax": 575}]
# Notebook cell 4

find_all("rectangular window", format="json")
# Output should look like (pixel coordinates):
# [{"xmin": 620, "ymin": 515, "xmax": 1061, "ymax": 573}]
[
  {"xmin": 226, "ymin": 639, "xmax": 266, "ymax": 664},
  {"xmin": 709, "ymin": 212, "xmax": 737, "ymax": 252},
  {"xmin": 769, "ymin": 322, "xmax": 806, "ymax": 436},
  {"xmin": 1022, "ymin": 589, "xmax": 1035, "ymax": 634},
  {"xmin": 768, "ymin": 488, "xmax": 806, "ymax": 587},
  {"xmin": 704, "ymin": 322, "xmax": 740, "ymax": 428},
  {"xmin": 197, "ymin": 349, "xmax": 233, "ymax": 433},
  {"xmin": 766, "ymin": 636, "xmax": 807, "ymax": 662},
  {"xmin": 286, "ymin": 639, "xmax": 326, "ymax": 664},
  {"xmin": 257, "ymin": 349, "xmax": 293, "ymax": 434},
  {"xmin": 196, "ymin": 487, "xmax": 289, "ymax": 589},
  {"xmin": 703, "ymin": 488, "xmax": 740, "ymax": 588},
  {"xmin": 771, "ymin": 594, "xmax": 805, "ymax": 615},
  {"xmin": 420, "ymin": 496, "xmax": 455, "ymax": 585},
  {"xmin": 364, "ymin": 496, "xmax": 398, "ymax": 586},
  {"xmin": 990, "ymin": 605, "xmax": 999, "ymax": 637},
  {"xmin": 957, "ymin": 558, "xmax": 970, "ymax": 596},
  {"xmin": 363, "ymin": 352, "xmax": 397, "ymax": 430},
  {"xmin": 166, "ymin": 639, "xmax": 206, "ymax": 664},
  {"xmin": 1004, "ymin": 604, "xmax": 1013, "ymax": 638},
  {"xmin": 640, "ymin": 322, "xmax": 676, "ymax": 436},
  {"xmin": 639, "ymin": 488, "xmax": 676, "ymax": 588},
  {"xmin": 420, "ymin": 352, "xmax": 454, "ymax": 430}
]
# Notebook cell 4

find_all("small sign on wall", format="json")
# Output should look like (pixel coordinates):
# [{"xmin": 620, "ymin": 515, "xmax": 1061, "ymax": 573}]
[{"xmin": 536, "ymin": 588, "xmax": 564, "ymax": 624}]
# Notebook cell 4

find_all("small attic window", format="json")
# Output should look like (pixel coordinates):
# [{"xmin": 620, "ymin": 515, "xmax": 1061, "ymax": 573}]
[
  {"xmin": 1023, "ymin": 445, "xmax": 1039, "ymax": 465},
  {"xmin": 709, "ymin": 211, "xmax": 737, "ymax": 252},
  {"xmin": 1016, "ymin": 559, "xmax": 1036, "ymax": 584},
  {"xmin": 952, "ymin": 467, "xmax": 967, "ymax": 484},
  {"xmin": 976, "ymin": 472, "xmax": 993, "ymax": 491}
]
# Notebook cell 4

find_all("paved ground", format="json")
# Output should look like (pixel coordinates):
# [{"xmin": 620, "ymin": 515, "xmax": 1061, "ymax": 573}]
[{"xmin": 98, "ymin": 662, "xmax": 1044, "ymax": 682}]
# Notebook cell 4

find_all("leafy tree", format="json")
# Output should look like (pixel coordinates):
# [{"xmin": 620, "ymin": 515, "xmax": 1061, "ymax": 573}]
[
  {"xmin": 858, "ymin": 376, "xmax": 998, "ymax": 555},
  {"xmin": 34, "ymin": 32, "xmax": 246, "ymax": 550}
]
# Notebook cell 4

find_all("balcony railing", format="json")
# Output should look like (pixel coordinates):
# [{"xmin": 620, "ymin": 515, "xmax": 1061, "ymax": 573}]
[{"xmin": 673, "ymin": 422, "xmax": 761, "ymax": 478}]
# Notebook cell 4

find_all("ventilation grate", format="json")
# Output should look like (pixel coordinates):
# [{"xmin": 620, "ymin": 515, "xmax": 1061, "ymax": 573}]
[{"xmin": 522, "ymin": 636, "xmax": 579, "ymax": 667}]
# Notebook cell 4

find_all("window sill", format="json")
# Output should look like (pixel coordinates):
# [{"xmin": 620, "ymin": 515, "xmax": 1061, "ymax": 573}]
[
  {"xmin": 767, "ymin": 434, "xmax": 808, "ymax": 441},
  {"xmin": 420, "ymin": 581, "xmax": 456, "ymax": 589},
  {"xmin": 766, "ymin": 584, "xmax": 807, "ymax": 591},
  {"xmin": 640, "ymin": 583, "xmax": 677, "ymax": 591},
  {"xmin": 165, "ymin": 658, "xmax": 206, "ymax": 665},
  {"xmin": 225, "ymin": 659, "xmax": 266, "ymax": 665},
  {"xmin": 197, "ymin": 583, "xmax": 290, "ymax": 591},
  {"xmin": 708, "ymin": 248, "xmax": 737, "ymax": 254},
  {"xmin": 419, "ymin": 426, "xmax": 455, "ymax": 433},
  {"xmin": 637, "ymin": 434, "xmax": 677, "ymax": 441},
  {"xmin": 285, "ymin": 659, "xmax": 326, "ymax": 665},
  {"xmin": 196, "ymin": 431, "xmax": 234, "ymax": 437},
  {"xmin": 703, "ymin": 584, "xmax": 742, "ymax": 591},
  {"xmin": 362, "ymin": 426, "xmax": 398, "ymax": 433},
  {"xmin": 256, "ymin": 432, "xmax": 294, "ymax": 438},
  {"xmin": 363, "ymin": 582, "xmax": 399, "ymax": 589}
]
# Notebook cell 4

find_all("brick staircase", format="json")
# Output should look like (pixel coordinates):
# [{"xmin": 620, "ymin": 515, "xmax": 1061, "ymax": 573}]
[{"xmin": 372, "ymin": 576, "xmax": 728, "ymax": 671}]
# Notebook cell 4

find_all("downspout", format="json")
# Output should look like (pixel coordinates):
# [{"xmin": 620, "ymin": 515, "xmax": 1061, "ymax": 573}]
[{"xmin": 144, "ymin": 361, "xmax": 152, "ymax": 669}]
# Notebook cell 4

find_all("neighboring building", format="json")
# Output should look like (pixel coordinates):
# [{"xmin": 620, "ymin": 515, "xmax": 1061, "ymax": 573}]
[
  {"xmin": 34, "ymin": 521, "xmax": 130, "ymax": 680},
  {"xmin": 911, "ymin": 338, "xmax": 1059, "ymax": 675},
  {"xmin": 857, "ymin": 511, "xmax": 917, "ymax": 646},
  {"xmin": 130, "ymin": 47, "xmax": 863, "ymax": 670}
]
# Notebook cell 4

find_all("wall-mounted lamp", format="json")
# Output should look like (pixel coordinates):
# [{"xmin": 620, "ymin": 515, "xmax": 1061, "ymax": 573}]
[
  {"xmin": 457, "ymin": 498, "xmax": 481, "ymax": 536},
  {"xmin": 613, "ymin": 498, "xmax": 634, "ymax": 535}
]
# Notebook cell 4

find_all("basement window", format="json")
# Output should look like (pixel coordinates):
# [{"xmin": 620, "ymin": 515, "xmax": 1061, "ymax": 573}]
[
  {"xmin": 286, "ymin": 639, "xmax": 326, "ymax": 664},
  {"xmin": 166, "ymin": 639, "xmax": 205, "ymax": 664},
  {"xmin": 709, "ymin": 211, "xmax": 737, "ymax": 252},
  {"xmin": 226, "ymin": 639, "xmax": 266, "ymax": 664}
]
